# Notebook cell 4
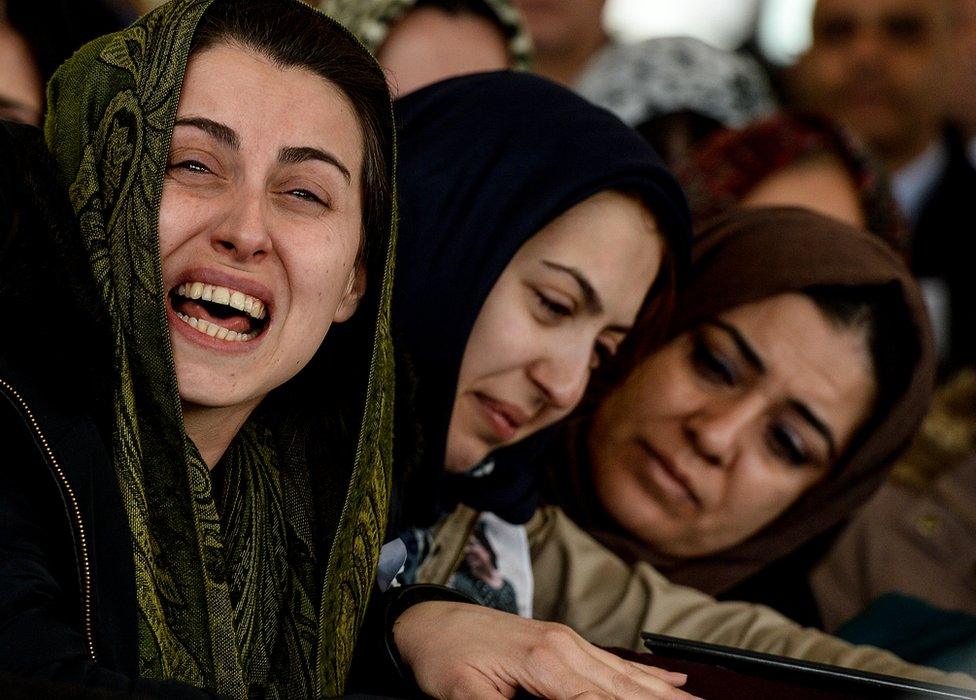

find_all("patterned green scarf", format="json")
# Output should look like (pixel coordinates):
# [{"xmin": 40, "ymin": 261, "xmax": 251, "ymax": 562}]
[{"xmin": 43, "ymin": 1, "xmax": 397, "ymax": 696}]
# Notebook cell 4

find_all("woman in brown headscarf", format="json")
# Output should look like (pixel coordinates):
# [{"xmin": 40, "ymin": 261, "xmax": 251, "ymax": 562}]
[{"xmin": 542, "ymin": 206, "xmax": 935, "ymax": 626}]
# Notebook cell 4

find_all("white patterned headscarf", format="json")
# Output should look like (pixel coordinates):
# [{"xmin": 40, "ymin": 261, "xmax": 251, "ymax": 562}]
[{"xmin": 576, "ymin": 36, "xmax": 776, "ymax": 129}]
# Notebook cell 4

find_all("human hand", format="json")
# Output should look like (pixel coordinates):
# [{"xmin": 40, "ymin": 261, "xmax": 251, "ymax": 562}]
[{"xmin": 393, "ymin": 601, "xmax": 703, "ymax": 699}]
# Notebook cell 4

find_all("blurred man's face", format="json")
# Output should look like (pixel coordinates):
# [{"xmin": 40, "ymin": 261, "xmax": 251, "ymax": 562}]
[
  {"xmin": 0, "ymin": 23, "xmax": 42, "ymax": 126},
  {"xmin": 948, "ymin": 0, "xmax": 976, "ymax": 134},
  {"xmin": 512, "ymin": 0, "xmax": 605, "ymax": 55},
  {"xmin": 794, "ymin": 0, "xmax": 951, "ymax": 168}
]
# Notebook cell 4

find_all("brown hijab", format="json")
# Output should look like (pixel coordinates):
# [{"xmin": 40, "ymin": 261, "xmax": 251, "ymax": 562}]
[{"xmin": 549, "ymin": 206, "xmax": 935, "ymax": 596}]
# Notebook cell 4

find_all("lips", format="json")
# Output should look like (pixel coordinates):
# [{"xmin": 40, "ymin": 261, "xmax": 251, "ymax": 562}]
[
  {"xmin": 474, "ymin": 392, "xmax": 530, "ymax": 442},
  {"xmin": 638, "ymin": 439, "xmax": 701, "ymax": 508},
  {"xmin": 167, "ymin": 267, "xmax": 274, "ymax": 350}
]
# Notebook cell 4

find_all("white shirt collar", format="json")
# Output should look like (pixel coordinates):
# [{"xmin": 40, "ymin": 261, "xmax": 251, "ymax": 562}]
[{"xmin": 892, "ymin": 139, "xmax": 949, "ymax": 225}]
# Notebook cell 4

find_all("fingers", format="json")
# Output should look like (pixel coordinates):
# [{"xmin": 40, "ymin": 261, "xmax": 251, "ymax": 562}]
[
  {"xmin": 442, "ymin": 671, "xmax": 514, "ymax": 700},
  {"xmin": 397, "ymin": 604, "xmax": 703, "ymax": 700},
  {"xmin": 621, "ymin": 659, "xmax": 688, "ymax": 687},
  {"xmin": 583, "ymin": 641, "xmax": 689, "ymax": 687},
  {"xmin": 601, "ymin": 666, "xmax": 701, "ymax": 700},
  {"xmin": 564, "ymin": 633, "xmax": 702, "ymax": 699}
]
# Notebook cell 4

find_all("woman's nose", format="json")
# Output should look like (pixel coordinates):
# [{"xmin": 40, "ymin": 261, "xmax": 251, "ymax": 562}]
[
  {"xmin": 527, "ymin": 345, "xmax": 591, "ymax": 412},
  {"xmin": 684, "ymin": 394, "xmax": 764, "ymax": 468},
  {"xmin": 211, "ymin": 195, "xmax": 272, "ymax": 262}
]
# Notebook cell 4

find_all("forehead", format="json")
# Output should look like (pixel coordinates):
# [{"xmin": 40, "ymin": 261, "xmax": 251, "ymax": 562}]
[
  {"xmin": 386, "ymin": 6, "xmax": 507, "ymax": 43},
  {"xmin": 515, "ymin": 0, "xmax": 604, "ymax": 17},
  {"xmin": 718, "ymin": 293, "xmax": 876, "ymax": 446},
  {"xmin": 178, "ymin": 44, "xmax": 364, "ymax": 174},
  {"xmin": 814, "ymin": 0, "xmax": 948, "ymax": 23},
  {"xmin": 515, "ymin": 191, "xmax": 661, "ymax": 276},
  {"xmin": 519, "ymin": 190, "xmax": 655, "ymax": 255},
  {"xmin": 517, "ymin": 191, "xmax": 661, "ymax": 296},
  {"xmin": 742, "ymin": 155, "xmax": 866, "ymax": 230}
]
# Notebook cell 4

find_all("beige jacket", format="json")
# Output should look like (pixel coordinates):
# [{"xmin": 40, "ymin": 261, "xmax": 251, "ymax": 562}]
[
  {"xmin": 417, "ymin": 503, "xmax": 976, "ymax": 690},
  {"xmin": 812, "ymin": 454, "xmax": 976, "ymax": 632},
  {"xmin": 812, "ymin": 370, "xmax": 976, "ymax": 631}
]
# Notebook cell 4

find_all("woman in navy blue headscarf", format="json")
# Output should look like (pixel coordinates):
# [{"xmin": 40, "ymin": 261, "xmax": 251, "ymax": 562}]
[{"xmin": 389, "ymin": 71, "xmax": 691, "ymax": 611}]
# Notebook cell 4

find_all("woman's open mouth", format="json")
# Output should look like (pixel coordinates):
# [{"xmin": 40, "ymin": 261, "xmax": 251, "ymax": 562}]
[{"xmin": 168, "ymin": 281, "xmax": 270, "ymax": 342}]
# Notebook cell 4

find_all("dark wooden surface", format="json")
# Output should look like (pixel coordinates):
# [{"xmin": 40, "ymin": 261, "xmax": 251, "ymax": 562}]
[{"xmin": 609, "ymin": 647, "xmax": 972, "ymax": 700}]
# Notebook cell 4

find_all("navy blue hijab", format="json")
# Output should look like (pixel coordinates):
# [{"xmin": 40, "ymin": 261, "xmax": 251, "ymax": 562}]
[{"xmin": 392, "ymin": 71, "xmax": 690, "ymax": 526}]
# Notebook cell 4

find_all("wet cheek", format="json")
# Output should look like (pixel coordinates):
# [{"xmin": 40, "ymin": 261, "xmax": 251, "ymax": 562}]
[
  {"xmin": 157, "ymin": 194, "xmax": 212, "ymax": 257},
  {"xmin": 741, "ymin": 474, "xmax": 805, "ymax": 520},
  {"xmin": 156, "ymin": 207, "xmax": 185, "ymax": 258},
  {"xmin": 476, "ymin": 305, "xmax": 538, "ymax": 377}
]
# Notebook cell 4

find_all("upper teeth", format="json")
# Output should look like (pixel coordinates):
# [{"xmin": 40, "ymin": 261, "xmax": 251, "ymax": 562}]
[{"xmin": 176, "ymin": 282, "xmax": 266, "ymax": 320}]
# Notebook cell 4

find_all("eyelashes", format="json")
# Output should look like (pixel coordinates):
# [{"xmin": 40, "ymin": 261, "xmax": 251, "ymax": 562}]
[
  {"xmin": 691, "ymin": 336, "xmax": 735, "ymax": 386},
  {"xmin": 166, "ymin": 157, "xmax": 333, "ymax": 210},
  {"xmin": 767, "ymin": 423, "xmax": 810, "ymax": 466},
  {"xmin": 284, "ymin": 189, "xmax": 327, "ymax": 206},
  {"xmin": 168, "ymin": 159, "xmax": 212, "ymax": 175},
  {"xmin": 532, "ymin": 289, "xmax": 618, "ymax": 369},
  {"xmin": 534, "ymin": 290, "xmax": 572, "ymax": 319}
]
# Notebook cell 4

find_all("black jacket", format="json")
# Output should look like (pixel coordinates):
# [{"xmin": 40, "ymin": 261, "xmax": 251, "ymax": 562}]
[
  {"xmin": 0, "ymin": 121, "xmax": 220, "ymax": 697},
  {"xmin": 911, "ymin": 128, "xmax": 976, "ymax": 373}
]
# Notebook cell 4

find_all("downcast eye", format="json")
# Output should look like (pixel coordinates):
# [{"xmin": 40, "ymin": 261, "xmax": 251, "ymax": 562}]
[{"xmin": 691, "ymin": 338, "xmax": 735, "ymax": 386}]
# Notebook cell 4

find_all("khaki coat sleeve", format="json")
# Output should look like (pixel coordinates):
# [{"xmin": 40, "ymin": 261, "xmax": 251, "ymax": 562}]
[{"xmin": 528, "ymin": 505, "xmax": 976, "ymax": 690}]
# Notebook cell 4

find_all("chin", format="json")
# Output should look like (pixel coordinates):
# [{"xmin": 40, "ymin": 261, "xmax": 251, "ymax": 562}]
[
  {"xmin": 444, "ymin": 434, "xmax": 491, "ymax": 473},
  {"xmin": 601, "ymin": 475, "xmax": 665, "ymax": 537},
  {"xmin": 178, "ymin": 386, "xmax": 261, "ymax": 410},
  {"xmin": 174, "ymin": 365, "xmax": 265, "ymax": 411}
]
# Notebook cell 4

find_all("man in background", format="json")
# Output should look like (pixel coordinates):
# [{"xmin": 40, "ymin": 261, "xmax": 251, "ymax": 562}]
[
  {"xmin": 791, "ymin": 0, "xmax": 976, "ymax": 371},
  {"xmin": 948, "ymin": 0, "xmax": 976, "ymax": 168}
]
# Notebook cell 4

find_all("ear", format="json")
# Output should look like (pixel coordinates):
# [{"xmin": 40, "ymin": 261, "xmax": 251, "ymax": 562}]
[{"xmin": 333, "ymin": 264, "xmax": 366, "ymax": 323}]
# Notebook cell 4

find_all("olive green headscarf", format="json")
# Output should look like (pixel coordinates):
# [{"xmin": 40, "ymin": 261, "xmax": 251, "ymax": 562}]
[{"xmin": 44, "ymin": 0, "xmax": 397, "ymax": 696}]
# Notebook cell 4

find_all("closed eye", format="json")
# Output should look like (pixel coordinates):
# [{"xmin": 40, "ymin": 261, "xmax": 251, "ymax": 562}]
[
  {"xmin": 766, "ymin": 422, "xmax": 810, "ymax": 467},
  {"xmin": 691, "ymin": 337, "xmax": 736, "ymax": 386},
  {"xmin": 535, "ymin": 290, "xmax": 573, "ymax": 319}
]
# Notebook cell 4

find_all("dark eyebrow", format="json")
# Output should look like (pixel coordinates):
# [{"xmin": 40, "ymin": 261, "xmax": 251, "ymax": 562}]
[
  {"xmin": 173, "ymin": 117, "xmax": 240, "ymax": 149},
  {"xmin": 542, "ymin": 260, "xmax": 603, "ymax": 315},
  {"xmin": 704, "ymin": 318, "xmax": 837, "ymax": 459},
  {"xmin": 278, "ymin": 146, "xmax": 351, "ymax": 184},
  {"xmin": 541, "ymin": 260, "xmax": 637, "ymax": 333},
  {"xmin": 705, "ymin": 318, "xmax": 765, "ymax": 373}
]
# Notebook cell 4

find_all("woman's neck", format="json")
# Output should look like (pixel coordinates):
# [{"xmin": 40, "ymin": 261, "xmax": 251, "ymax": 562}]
[{"xmin": 181, "ymin": 398, "xmax": 261, "ymax": 469}]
